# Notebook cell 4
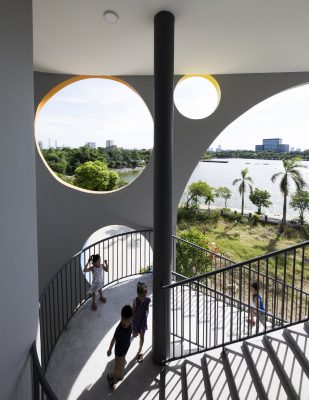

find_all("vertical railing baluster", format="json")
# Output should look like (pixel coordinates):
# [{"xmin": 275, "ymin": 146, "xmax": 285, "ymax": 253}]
[
  {"xmin": 290, "ymin": 249, "xmax": 296, "ymax": 323},
  {"xmin": 57, "ymin": 273, "xmax": 60, "ymax": 339},
  {"xmin": 181, "ymin": 284, "xmax": 184, "ymax": 357},
  {"xmin": 189, "ymin": 282, "xmax": 192, "ymax": 354},
  {"xmin": 206, "ymin": 276, "xmax": 209, "ymax": 349},
  {"xmin": 230, "ymin": 268, "xmax": 234, "ymax": 341},
  {"xmin": 272, "ymin": 255, "xmax": 277, "ymax": 329},
  {"xmin": 299, "ymin": 246, "xmax": 305, "ymax": 321},
  {"xmin": 222, "ymin": 271, "xmax": 226, "ymax": 346},
  {"xmin": 265, "ymin": 258, "xmax": 269, "ymax": 333},
  {"xmin": 197, "ymin": 280, "xmax": 200, "ymax": 350}
]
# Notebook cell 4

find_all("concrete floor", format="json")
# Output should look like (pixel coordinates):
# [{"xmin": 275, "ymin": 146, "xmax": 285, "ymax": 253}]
[
  {"xmin": 46, "ymin": 273, "xmax": 309, "ymax": 400},
  {"xmin": 46, "ymin": 274, "xmax": 163, "ymax": 400}
]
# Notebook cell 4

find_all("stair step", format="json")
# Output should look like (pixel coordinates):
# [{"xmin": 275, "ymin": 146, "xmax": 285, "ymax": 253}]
[
  {"xmin": 183, "ymin": 359, "xmax": 207, "ymax": 400},
  {"xmin": 164, "ymin": 362, "xmax": 183, "ymax": 400},
  {"xmin": 201, "ymin": 355, "xmax": 214, "ymax": 400},
  {"xmin": 205, "ymin": 349, "xmax": 231, "ymax": 400},
  {"xmin": 245, "ymin": 339, "xmax": 288, "ymax": 399},
  {"xmin": 266, "ymin": 332, "xmax": 309, "ymax": 399},
  {"xmin": 263, "ymin": 335, "xmax": 300, "ymax": 400},
  {"xmin": 221, "ymin": 349, "xmax": 240, "ymax": 400},
  {"xmin": 242, "ymin": 341, "xmax": 269, "ymax": 400},
  {"xmin": 283, "ymin": 329, "xmax": 309, "ymax": 379},
  {"xmin": 223, "ymin": 347, "xmax": 258, "ymax": 400}
]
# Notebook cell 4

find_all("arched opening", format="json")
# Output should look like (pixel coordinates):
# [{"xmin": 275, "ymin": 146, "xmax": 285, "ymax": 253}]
[
  {"xmin": 35, "ymin": 76, "xmax": 153, "ymax": 193},
  {"xmin": 178, "ymin": 83, "xmax": 309, "ymax": 264},
  {"xmin": 81, "ymin": 225, "xmax": 153, "ymax": 284}
]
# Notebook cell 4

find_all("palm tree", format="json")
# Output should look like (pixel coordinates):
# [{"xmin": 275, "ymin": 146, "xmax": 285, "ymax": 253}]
[
  {"xmin": 233, "ymin": 168, "xmax": 253, "ymax": 215},
  {"xmin": 271, "ymin": 157, "xmax": 307, "ymax": 228}
]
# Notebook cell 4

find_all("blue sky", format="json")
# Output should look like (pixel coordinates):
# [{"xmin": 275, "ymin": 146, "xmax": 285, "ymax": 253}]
[{"xmin": 35, "ymin": 77, "xmax": 309, "ymax": 151}]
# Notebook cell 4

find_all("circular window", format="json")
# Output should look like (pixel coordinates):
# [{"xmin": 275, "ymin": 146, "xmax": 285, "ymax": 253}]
[
  {"xmin": 35, "ymin": 77, "xmax": 153, "ymax": 193},
  {"xmin": 174, "ymin": 75, "xmax": 220, "ymax": 119}
]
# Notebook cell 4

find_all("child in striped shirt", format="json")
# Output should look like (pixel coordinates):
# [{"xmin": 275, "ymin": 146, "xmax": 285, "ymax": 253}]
[{"xmin": 83, "ymin": 254, "xmax": 108, "ymax": 311}]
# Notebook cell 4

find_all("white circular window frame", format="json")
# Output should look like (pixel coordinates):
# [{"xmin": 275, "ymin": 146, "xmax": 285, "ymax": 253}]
[
  {"xmin": 34, "ymin": 75, "xmax": 153, "ymax": 194},
  {"xmin": 174, "ymin": 74, "xmax": 221, "ymax": 120}
]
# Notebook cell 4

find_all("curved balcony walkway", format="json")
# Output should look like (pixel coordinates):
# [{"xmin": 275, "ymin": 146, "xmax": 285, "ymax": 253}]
[
  {"xmin": 46, "ymin": 273, "xmax": 163, "ymax": 400},
  {"xmin": 46, "ymin": 272, "xmax": 309, "ymax": 399}
]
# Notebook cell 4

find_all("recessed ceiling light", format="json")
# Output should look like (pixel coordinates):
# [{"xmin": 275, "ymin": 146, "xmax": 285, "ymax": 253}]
[{"xmin": 103, "ymin": 10, "xmax": 119, "ymax": 24}]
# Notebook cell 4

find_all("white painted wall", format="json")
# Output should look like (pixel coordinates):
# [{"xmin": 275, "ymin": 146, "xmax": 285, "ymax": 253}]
[
  {"xmin": 0, "ymin": 1, "xmax": 38, "ymax": 399},
  {"xmin": 34, "ymin": 72, "xmax": 309, "ymax": 294}
]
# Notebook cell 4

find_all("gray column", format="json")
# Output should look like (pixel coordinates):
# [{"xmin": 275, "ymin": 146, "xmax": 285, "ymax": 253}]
[
  {"xmin": 152, "ymin": 10, "xmax": 175, "ymax": 364},
  {"xmin": 0, "ymin": 1, "xmax": 38, "ymax": 399}
]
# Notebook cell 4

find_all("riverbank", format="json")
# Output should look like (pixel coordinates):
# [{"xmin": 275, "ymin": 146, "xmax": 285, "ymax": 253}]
[{"xmin": 183, "ymin": 158, "xmax": 309, "ymax": 221}]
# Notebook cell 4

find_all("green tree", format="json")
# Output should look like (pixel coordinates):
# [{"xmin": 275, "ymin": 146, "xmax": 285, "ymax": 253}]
[
  {"xmin": 271, "ymin": 157, "xmax": 307, "ymax": 228},
  {"xmin": 290, "ymin": 190, "xmax": 309, "ymax": 225},
  {"xmin": 232, "ymin": 168, "xmax": 253, "ymax": 215},
  {"xmin": 185, "ymin": 181, "xmax": 213, "ymax": 209},
  {"xmin": 176, "ymin": 227, "xmax": 217, "ymax": 277},
  {"xmin": 215, "ymin": 186, "xmax": 232, "ymax": 209},
  {"xmin": 43, "ymin": 150, "xmax": 68, "ymax": 174},
  {"xmin": 249, "ymin": 188, "xmax": 272, "ymax": 214},
  {"xmin": 74, "ymin": 161, "xmax": 120, "ymax": 191},
  {"xmin": 204, "ymin": 187, "xmax": 215, "ymax": 209}
]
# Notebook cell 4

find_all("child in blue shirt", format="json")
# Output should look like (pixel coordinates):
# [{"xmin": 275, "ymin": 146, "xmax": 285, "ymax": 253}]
[
  {"xmin": 107, "ymin": 305, "xmax": 133, "ymax": 390},
  {"xmin": 248, "ymin": 282, "xmax": 266, "ymax": 328}
]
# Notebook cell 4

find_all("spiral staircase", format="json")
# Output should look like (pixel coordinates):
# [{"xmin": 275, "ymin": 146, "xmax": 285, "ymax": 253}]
[{"xmin": 31, "ymin": 230, "xmax": 309, "ymax": 400}]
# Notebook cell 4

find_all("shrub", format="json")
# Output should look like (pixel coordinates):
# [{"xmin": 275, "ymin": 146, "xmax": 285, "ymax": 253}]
[{"xmin": 176, "ymin": 227, "xmax": 221, "ymax": 277}]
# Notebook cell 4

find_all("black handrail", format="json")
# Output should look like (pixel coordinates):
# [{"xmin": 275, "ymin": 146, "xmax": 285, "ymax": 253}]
[
  {"xmin": 38, "ymin": 229, "xmax": 153, "ymax": 372},
  {"xmin": 165, "ymin": 239, "xmax": 309, "ymax": 289},
  {"xmin": 166, "ymin": 237, "xmax": 309, "ymax": 361},
  {"xmin": 40, "ymin": 229, "xmax": 153, "ymax": 302},
  {"xmin": 31, "ymin": 342, "xmax": 58, "ymax": 400},
  {"xmin": 172, "ymin": 235, "xmax": 233, "ymax": 264},
  {"xmin": 31, "ymin": 228, "xmax": 153, "ymax": 399}
]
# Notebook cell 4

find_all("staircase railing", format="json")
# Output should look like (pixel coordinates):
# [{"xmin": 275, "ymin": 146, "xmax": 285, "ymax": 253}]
[
  {"xmin": 31, "ymin": 229, "xmax": 153, "ymax": 399},
  {"xmin": 165, "ymin": 239, "xmax": 309, "ymax": 361}
]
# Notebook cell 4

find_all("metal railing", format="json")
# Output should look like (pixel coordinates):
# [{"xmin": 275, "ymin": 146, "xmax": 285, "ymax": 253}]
[
  {"xmin": 31, "ymin": 229, "xmax": 153, "ymax": 399},
  {"xmin": 166, "ymin": 239, "xmax": 309, "ymax": 361},
  {"xmin": 31, "ymin": 343, "xmax": 58, "ymax": 400}
]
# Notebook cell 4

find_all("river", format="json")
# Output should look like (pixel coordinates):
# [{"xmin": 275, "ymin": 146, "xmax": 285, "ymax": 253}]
[
  {"xmin": 121, "ymin": 159, "xmax": 309, "ymax": 221},
  {"xmin": 183, "ymin": 159, "xmax": 309, "ymax": 221}
]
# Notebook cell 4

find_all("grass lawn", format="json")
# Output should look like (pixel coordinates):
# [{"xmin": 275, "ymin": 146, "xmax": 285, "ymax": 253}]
[
  {"xmin": 177, "ymin": 216, "xmax": 309, "ymax": 287},
  {"xmin": 194, "ymin": 220, "xmax": 306, "ymax": 263}
]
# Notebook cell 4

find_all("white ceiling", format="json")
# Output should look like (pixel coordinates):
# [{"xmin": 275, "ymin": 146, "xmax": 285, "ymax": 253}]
[{"xmin": 33, "ymin": 0, "xmax": 309, "ymax": 75}]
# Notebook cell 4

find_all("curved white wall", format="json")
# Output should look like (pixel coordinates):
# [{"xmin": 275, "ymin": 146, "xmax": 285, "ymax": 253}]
[
  {"xmin": 34, "ymin": 72, "xmax": 309, "ymax": 292},
  {"xmin": 0, "ymin": 1, "xmax": 38, "ymax": 399}
]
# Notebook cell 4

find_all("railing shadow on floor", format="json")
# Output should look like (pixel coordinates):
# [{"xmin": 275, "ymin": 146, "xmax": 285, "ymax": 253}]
[{"xmin": 31, "ymin": 229, "xmax": 153, "ymax": 400}]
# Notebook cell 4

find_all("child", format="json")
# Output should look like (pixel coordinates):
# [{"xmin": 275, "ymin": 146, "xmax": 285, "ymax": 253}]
[
  {"xmin": 83, "ymin": 254, "xmax": 108, "ymax": 311},
  {"xmin": 107, "ymin": 305, "xmax": 133, "ymax": 390},
  {"xmin": 248, "ymin": 282, "xmax": 266, "ymax": 328},
  {"xmin": 132, "ymin": 282, "xmax": 151, "ymax": 362}
]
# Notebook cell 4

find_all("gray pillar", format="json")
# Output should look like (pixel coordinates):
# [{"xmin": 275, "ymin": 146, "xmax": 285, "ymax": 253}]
[
  {"xmin": 0, "ymin": 1, "xmax": 38, "ymax": 399},
  {"xmin": 152, "ymin": 10, "xmax": 175, "ymax": 364}
]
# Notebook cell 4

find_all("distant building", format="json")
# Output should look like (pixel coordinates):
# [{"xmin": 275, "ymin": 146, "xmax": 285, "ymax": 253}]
[
  {"xmin": 255, "ymin": 138, "xmax": 289, "ymax": 153},
  {"xmin": 85, "ymin": 142, "xmax": 96, "ymax": 148},
  {"xmin": 106, "ymin": 139, "xmax": 117, "ymax": 148},
  {"xmin": 216, "ymin": 145, "xmax": 222, "ymax": 152}
]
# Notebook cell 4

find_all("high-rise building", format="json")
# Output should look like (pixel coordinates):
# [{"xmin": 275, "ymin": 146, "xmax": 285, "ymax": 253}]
[
  {"xmin": 255, "ymin": 138, "xmax": 289, "ymax": 153},
  {"xmin": 85, "ymin": 142, "xmax": 96, "ymax": 148},
  {"xmin": 106, "ymin": 139, "xmax": 114, "ymax": 148}
]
